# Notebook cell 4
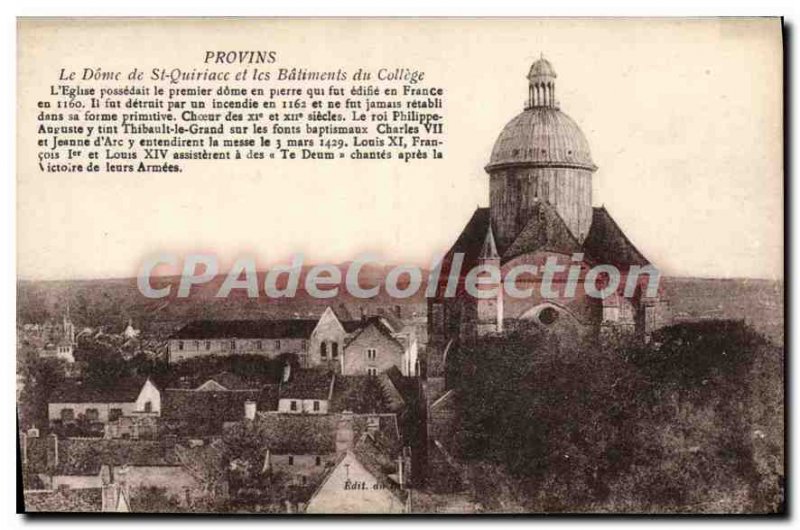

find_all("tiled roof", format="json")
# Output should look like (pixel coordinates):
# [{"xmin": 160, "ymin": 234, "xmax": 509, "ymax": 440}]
[
  {"xmin": 163, "ymin": 385, "xmax": 277, "ymax": 424},
  {"xmin": 279, "ymin": 370, "xmax": 333, "ymax": 401},
  {"xmin": 344, "ymin": 317, "xmax": 405, "ymax": 350},
  {"xmin": 198, "ymin": 371, "xmax": 254, "ymax": 391},
  {"xmin": 243, "ymin": 412, "xmax": 401, "ymax": 455},
  {"xmin": 503, "ymin": 200, "xmax": 582, "ymax": 261},
  {"xmin": 583, "ymin": 206, "xmax": 650, "ymax": 267},
  {"xmin": 49, "ymin": 377, "xmax": 148, "ymax": 404},
  {"xmin": 24, "ymin": 488, "xmax": 102, "ymax": 512},
  {"xmin": 171, "ymin": 318, "xmax": 363, "ymax": 340},
  {"xmin": 43, "ymin": 438, "xmax": 179, "ymax": 476}
]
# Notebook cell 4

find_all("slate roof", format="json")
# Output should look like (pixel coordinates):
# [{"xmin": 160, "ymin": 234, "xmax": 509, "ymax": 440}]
[
  {"xmin": 435, "ymin": 204, "xmax": 650, "ymax": 294},
  {"xmin": 279, "ymin": 370, "xmax": 333, "ymax": 401},
  {"xmin": 26, "ymin": 437, "xmax": 180, "ymax": 476},
  {"xmin": 171, "ymin": 319, "xmax": 318, "ymax": 340},
  {"xmin": 49, "ymin": 377, "xmax": 149, "ymax": 404},
  {"xmin": 197, "ymin": 371, "xmax": 254, "ymax": 391},
  {"xmin": 502, "ymin": 201, "xmax": 582, "ymax": 261},
  {"xmin": 583, "ymin": 206, "xmax": 650, "ymax": 267},
  {"xmin": 24, "ymin": 488, "xmax": 102, "ymax": 513},
  {"xmin": 246, "ymin": 412, "xmax": 401, "ymax": 455},
  {"xmin": 344, "ymin": 317, "xmax": 405, "ymax": 350},
  {"xmin": 171, "ymin": 318, "xmax": 363, "ymax": 340},
  {"xmin": 162, "ymin": 385, "xmax": 278, "ymax": 424}
]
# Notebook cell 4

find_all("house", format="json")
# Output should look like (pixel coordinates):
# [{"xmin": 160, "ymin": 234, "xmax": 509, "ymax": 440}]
[
  {"xmin": 167, "ymin": 307, "xmax": 418, "ymax": 376},
  {"xmin": 342, "ymin": 317, "xmax": 407, "ymax": 376},
  {"xmin": 21, "ymin": 434, "xmax": 208, "ymax": 507},
  {"xmin": 305, "ymin": 433, "xmax": 409, "ymax": 514},
  {"xmin": 24, "ymin": 485, "xmax": 130, "ymax": 513},
  {"xmin": 277, "ymin": 369, "xmax": 334, "ymax": 414},
  {"xmin": 161, "ymin": 382, "xmax": 278, "ymax": 436},
  {"xmin": 224, "ymin": 410, "xmax": 403, "ymax": 489},
  {"xmin": 48, "ymin": 377, "xmax": 161, "ymax": 434}
]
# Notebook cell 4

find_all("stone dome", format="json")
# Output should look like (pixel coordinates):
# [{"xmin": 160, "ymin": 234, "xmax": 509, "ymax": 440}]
[
  {"xmin": 529, "ymin": 57, "xmax": 556, "ymax": 78},
  {"xmin": 486, "ymin": 107, "xmax": 595, "ymax": 171}
]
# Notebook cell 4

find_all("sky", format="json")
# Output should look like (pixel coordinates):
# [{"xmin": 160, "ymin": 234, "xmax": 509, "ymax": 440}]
[{"xmin": 17, "ymin": 18, "xmax": 783, "ymax": 281}]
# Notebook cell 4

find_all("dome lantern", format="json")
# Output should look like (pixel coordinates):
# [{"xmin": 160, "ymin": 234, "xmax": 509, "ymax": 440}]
[{"xmin": 526, "ymin": 54, "xmax": 557, "ymax": 109}]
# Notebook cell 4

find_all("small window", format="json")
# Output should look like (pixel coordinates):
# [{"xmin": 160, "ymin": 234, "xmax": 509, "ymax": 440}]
[
  {"xmin": 315, "ymin": 456, "xmax": 321, "ymax": 466},
  {"xmin": 230, "ymin": 340, "xmax": 236, "ymax": 351},
  {"xmin": 367, "ymin": 367, "xmax": 377, "ymax": 377},
  {"xmin": 256, "ymin": 340, "xmax": 263, "ymax": 350},
  {"xmin": 331, "ymin": 342, "xmax": 338, "ymax": 359},
  {"xmin": 144, "ymin": 401, "xmax": 153, "ymax": 413},
  {"xmin": 301, "ymin": 340, "xmax": 307, "ymax": 351},
  {"xmin": 288, "ymin": 456, "xmax": 294, "ymax": 466},
  {"xmin": 193, "ymin": 340, "xmax": 200, "ymax": 350},
  {"xmin": 290, "ymin": 400, "xmax": 297, "ymax": 411},
  {"xmin": 85, "ymin": 408, "xmax": 99, "ymax": 421},
  {"xmin": 60, "ymin": 408, "xmax": 74, "ymax": 421},
  {"xmin": 366, "ymin": 348, "xmax": 377, "ymax": 360},
  {"xmin": 320, "ymin": 342, "xmax": 327, "ymax": 358},
  {"xmin": 205, "ymin": 341, "xmax": 211, "ymax": 350},
  {"xmin": 313, "ymin": 401, "xmax": 320, "ymax": 412},
  {"xmin": 275, "ymin": 340, "xmax": 281, "ymax": 350},
  {"xmin": 178, "ymin": 341, "xmax": 184, "ymax": 351},
  {"xmin": 109, "ymin": 408, "xmax": 123, "ymax": 422}
]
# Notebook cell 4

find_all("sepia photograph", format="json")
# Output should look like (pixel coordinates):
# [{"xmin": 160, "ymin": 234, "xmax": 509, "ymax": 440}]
[{"xmin": 14, "ymin": 16, "xmax": 784, "ymax": 516}]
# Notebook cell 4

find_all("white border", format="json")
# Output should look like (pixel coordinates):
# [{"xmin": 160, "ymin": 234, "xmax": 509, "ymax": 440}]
[{"xmin": 4, "ymin": 2, "xmax": 795, "ymax": 529}]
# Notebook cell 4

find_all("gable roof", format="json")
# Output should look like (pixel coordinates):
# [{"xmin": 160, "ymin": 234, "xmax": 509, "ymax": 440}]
[
  {"xmin": 308, "ymin": 433, "xmax": 407, "ymax": 508},
  {"xmin": 49, "ymin": 377, "xmax": 150, "ymax": 404},
  {"xmin": 279, "ymin": 370, "xmax": 334, "ymax": 401},
  {"xmin": 24, "ymin": 438, "xmax": 181, "ymax": 476},
  {"xmin": 503, "ymin": 200, "xmax": 582, "ymax": 261},
  {"xmin": 24, "ymin": 488, "xmax": 102, "ymax": 512},
  {"xmin": 196, "ymin": 371, "xmax": 254, "ymax": 391},
  {"xmin": 344, "ymin": 317, "xmax": 405, "ymax": 351},
  {"xmin": 582, "ymin": 206, "xmax": 650, "ymax": 267},
  {"xmin": 244, "ymin": 412, "xmax": 401, "ymax": 455},
  {"xmin": 162, "ymin": 385, "xmax": 277, "ymax": 428}
]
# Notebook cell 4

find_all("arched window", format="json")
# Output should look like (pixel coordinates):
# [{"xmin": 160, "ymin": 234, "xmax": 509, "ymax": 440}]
[
  {"xmin": 331, "ymin": 342, "xmax": 339, "ymax": 359},
  {"xmin": 320, "ymin": 342, "xmax": 327, "ymax": 358},
  {"xmin": 144, "ymin": 401, "xmax": 152, "ymax": 413}
]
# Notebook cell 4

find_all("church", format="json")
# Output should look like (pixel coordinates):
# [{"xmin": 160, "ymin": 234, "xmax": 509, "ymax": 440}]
[{"xmin": 426, "ymin": 56, "xmax": 669, "ymax": 378}]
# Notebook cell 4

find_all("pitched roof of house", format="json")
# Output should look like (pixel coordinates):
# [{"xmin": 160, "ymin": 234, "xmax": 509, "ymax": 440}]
[
  {"xmin": 49, "ymin": 377, "xmax": 149, "ymax": 404},
  {"xmin": 503, "ymin": 200, "xmax": 583, "ymax": 261},
  {"xmin": 309, "ymin": 433, "xmax": 407, "ymax": 506},
  {"xmin": 196, "ymin": 371, "xmax": 254, "ymax": 391},
  {"xmin": 24, "ymin": 488, "xmax": 102, "ymax": 513},
  {"xmin": 279, "ymin": 370, "xmax": 333, "ymax": 401},
  {"xmin": 344, "ymin": 317, "xmax": 405, "ymax": 351},
  {"xmin": 244, "ymin": 412, "xmax": 401, "ymax": 455},
  {"xmin": 583, "ymin": 206, "xmax": 650, "ymax": 267},
  {"xmin": 25, "ymin": 437, "xmax": 180, "ymax": 476},
  {"xmin": 171, "ymin": 318, "xmax": 363, "ymax": 340},
  {"xmin": 162, "ymin": 385, "xmax": 277, "ymax": 424}
]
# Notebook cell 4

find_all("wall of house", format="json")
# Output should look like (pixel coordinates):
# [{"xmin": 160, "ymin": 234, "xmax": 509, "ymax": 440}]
[
  {"xmin": 305, "ymin": 452, "xmax": 404, "ymax": 514},
  {"xmin": 135, "ymin": 380, "xmax": 161, "ymax": 415},
  {"xmin": 342, "ymin": 325, "xmax": 404, "ymax": 376},
  {"xmin": 114, "ymin": 466, "xmax": 198, "ymax": 501},
  {"xmin": 277, "ymin": 398, "xmax": 329, "ymax": 414},
  {"xmin": 168, "ymin": 337, "xmax": 307, "ymax": 363},
  {"xmin": 269, "ymin": 454, "xmax": 334, "ymax": 479},
  {"xmin": 308, "ymin": 309, "xmax": 347, "ymax": 369},
  {"xmin": 52, "ymin": 473, "xmax": 102, "ymax": 490},
  {"xmin": 48, "ymin": 402, "xmax": 136, "ymax": 423}
]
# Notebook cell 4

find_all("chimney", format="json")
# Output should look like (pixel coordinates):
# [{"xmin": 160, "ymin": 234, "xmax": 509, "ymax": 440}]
[
  {"xmin": 244, "ymin": 400, "xmax": 257, "ymax": 421},
  {"xmin": 47, "ymin": 433, "xmax": 59, "ymax": 469}
]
